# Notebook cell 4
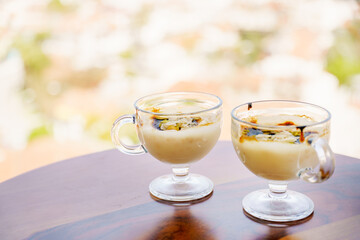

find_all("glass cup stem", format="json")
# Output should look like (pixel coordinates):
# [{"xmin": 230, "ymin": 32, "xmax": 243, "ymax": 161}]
[
  {"xmin": 268, "ymin": 181, "xmax": 288, "ymax": 199},
  {"xmin": 172, "ymin": 165, "xmax": 190, "ymax": 182},
  {"xmin": 149, "ymin": 164, "xmax": 213, "ymax": 201}
]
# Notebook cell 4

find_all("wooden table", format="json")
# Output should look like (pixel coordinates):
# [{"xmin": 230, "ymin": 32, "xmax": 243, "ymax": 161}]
[{"xmin": 0, "ymin": 141, "xmax": 359, "ymax": 240}]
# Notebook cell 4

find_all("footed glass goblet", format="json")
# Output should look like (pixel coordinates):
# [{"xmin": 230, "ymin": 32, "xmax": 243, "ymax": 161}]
[
  {"xmin": 112, "ymin": 92, "xmax": 222, "ymax": 201},
  {"xmin": 231, "ymin": 100, "xmax": 335, "ymax": 222}
]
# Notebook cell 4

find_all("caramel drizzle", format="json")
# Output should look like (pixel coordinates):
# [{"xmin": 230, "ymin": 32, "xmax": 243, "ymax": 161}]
[
  {"xmin": 296, "ymin": 126, "xmax": 306, "ymax": 143},
  {"xmin": 277, "ymin": 121, "xmax": 295, "ymax": 126},
  {"xmin": 151, "ymin": 107, "xmax": 161, "ymax": 113}
]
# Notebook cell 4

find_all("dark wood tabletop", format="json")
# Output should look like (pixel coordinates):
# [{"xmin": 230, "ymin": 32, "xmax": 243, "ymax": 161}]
[{"xmin": 0, "ymin": 141, "xmax": 359, "ymax": 240}]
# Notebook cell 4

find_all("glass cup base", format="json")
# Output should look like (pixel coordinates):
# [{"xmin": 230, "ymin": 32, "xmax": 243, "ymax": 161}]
[
  {"xmin": 149, "ymin": 173, "xmax": 214, "ymax": 202},
  {"xmin": 242, "ymin": 189, "xmax": 314, "ymax": 222}
]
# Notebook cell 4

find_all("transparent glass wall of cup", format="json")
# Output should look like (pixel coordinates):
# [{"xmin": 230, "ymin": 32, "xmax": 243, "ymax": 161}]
[
  {"xmin": 111, "ymin": 92, "xmax": 222, "ymax": 202},
  {"xmin": 231, "ymin": 100, "xmax": 335, "ymax": 222}
]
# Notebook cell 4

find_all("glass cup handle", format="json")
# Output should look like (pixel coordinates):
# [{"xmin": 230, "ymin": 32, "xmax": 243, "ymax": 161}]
[
  {"xmin": 300, "ymin": 137, "xmax": 335, "ymax": 183},
  {"xmin": 111, "ymin": 114, "xmax": 146, "ymax": 155}
]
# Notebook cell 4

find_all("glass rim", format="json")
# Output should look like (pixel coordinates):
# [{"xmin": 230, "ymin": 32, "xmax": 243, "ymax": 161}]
[
  {"xmin": 134, "ymin": 91, "xmax": 223, "ymax": 116},
  {"xmin": 231, "ymin": 100, "xmax": 331, "ymax": 129}
]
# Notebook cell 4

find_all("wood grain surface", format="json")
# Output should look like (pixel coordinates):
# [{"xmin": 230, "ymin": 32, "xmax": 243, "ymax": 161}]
[{"xmin": 0, "ymin": 141, "xmax": 359, "ymax": 240}]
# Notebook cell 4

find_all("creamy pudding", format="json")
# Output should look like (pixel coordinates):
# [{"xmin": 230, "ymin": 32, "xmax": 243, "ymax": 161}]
[
  {"xmin": 137, "ymin": 105, "xmax": 221, "ymax": 164},
  {"xmin": 232, "ymin": 114, "xmax": 329, "ymax": 181}
]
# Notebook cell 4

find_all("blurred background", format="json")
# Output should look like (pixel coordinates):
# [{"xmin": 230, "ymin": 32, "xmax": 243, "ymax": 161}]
[{"xmin": 0, "ymin": 0, "xmax": 359, "ymax": 182}]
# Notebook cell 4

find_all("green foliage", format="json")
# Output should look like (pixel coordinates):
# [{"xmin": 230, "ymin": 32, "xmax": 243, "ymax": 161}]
[
  {"xmin": 47, "ymin": 0, "xmax": 75, "ymax": 12},
  {"xmin": 34, "ymin": 32, "xmax": 51, "ymax": 42},
  {"xmin": 28, "ymin": 125, "xmax": 52, "ymax": 142},
  {"xmin": 208, "ymin": 30, "xmax": 269, "ymax": 66},
  {"xmin": 119, "ymin": 49, "xmax": 137, "ymax": 79},
  {"xmin": 119, "ymin": 50, "xmax": 134, "ymax": 59},
  {"xmin": 325, "ymin": 21, "xmax": 360, "ymax": 86},
  {"xmin": 85, "ymin": 114, "xmax": 139, "ymax": 144},
  {"xmin": 12, "ymin": 32, "xmax": 51, "ymax": 76},
  {"xmin": 238, "ymin": 30, "xmax": 268, "ymax": 64},
  {"xmin": 133, "ymin": 5, "xmax": 153, "ymax": 28}
]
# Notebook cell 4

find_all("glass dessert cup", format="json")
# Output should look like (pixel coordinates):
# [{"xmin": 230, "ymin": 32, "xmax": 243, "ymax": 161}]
[
  {"xmin": 111, "ymin": 92, "xmax": 222, "ymax": 202},
  {"xmin": 231, "ymin": 100, "xmax": 335, "ymax": 222}
]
